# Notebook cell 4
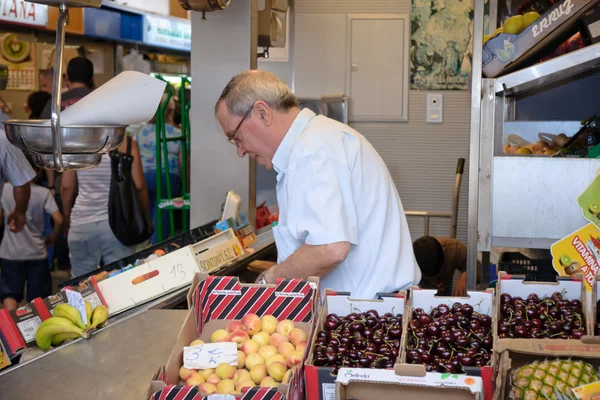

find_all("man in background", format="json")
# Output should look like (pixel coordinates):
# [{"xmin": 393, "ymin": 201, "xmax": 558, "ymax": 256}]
[
  {"xmin": 413, "ymin": 236, "xmax": 477, "ymax": 297},
  {"xmin": 40, "ymin": 57, "xmax": 94, "ymax": 119}
]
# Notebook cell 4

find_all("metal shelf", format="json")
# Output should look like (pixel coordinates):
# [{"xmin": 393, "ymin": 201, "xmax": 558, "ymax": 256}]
[
  {"xmin": 467, "ymin": 4, "xmax": 600, "ymax": 289},
  {"xmin": 495, "ymin": 42, "xmax": 600, "ymax": 95}
]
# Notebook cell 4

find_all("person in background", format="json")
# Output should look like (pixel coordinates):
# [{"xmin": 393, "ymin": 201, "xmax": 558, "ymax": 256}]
[
  {"xmin": 0, "ymin": 129, "xmax": 35, "ymax": 233},
  {"xmin": 38, "ymin": 68, "xmax": 69, "ymax": 96},
  {"xmin": 62, "ymin": 139, "xmax": 149, "ymax": 278},
  {"xmin": 413, "ymin": 236, "xmax": 479, "ymax": 297},
  {"xmin": 0, "ymin": 159, "xmax": 62, "ymax": 310},
  {"xmin": 41, "ymin": 58, "xmax": 95, "ymax": 272},
  {"xmin": 24, "ymin": 91, "xmax": 52, "ymax": 121},
  {"xmin": 40, "ymin": 58, "xmax": 94, "ymax": 119},
  {"xmin": 134, "ymin": 94, "xmax": 182, "ymax": 244},
  {"xmin": 215, "ymin": 71, "xmax": 420, "ymax": 298}
]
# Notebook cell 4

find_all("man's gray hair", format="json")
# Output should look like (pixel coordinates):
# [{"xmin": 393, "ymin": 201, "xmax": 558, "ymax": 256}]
[{"xmin": 215, "ymin": 70, "xmax": 299, "ymax": 116}]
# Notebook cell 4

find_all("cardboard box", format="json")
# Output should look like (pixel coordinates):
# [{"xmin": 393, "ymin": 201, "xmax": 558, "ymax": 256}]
[
  {"xmin": 494, "ymin": 348, "xmax": 600, "ymax": 400},
  {"xmin": 150, "ymin": 273, "xmax": 319, "ymax": 400},
  {"xmin": 400, "ymin": 288, "xmax": 495, "ymax": 400},
  {"xmin": 31, "ymin": 292, "xmax": 67, "ymax": 320},
  {"xmin": 495, "ymin": 272, "xmax": 592, "ymax": 354},
  {"xmin": 482, "ymin": 0, "xmax": 597, "ymax": 77},
  {"xmin": 336, "ymin": 364, "xmax": 484, "ymax": 400},
  {"xmin": 98, "ymin": 245, "xmax": 201, "ymax": 316},
  {"xmin": 304, "ymin": 289, "xmax": 406, "ymax": 400},
  {"xmin": 0, "ymin": 303, "xmax": 43, "ymax": 353}
]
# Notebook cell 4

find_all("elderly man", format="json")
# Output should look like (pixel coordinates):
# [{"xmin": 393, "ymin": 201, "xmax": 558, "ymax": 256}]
[{"xmin": 215, "ymin": 71, "xmax": 420, "ymax": 298}]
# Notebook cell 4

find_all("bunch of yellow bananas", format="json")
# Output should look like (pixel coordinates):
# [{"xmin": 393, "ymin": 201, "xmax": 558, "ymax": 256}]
[{"xmin": 35, "ymin": 302, "xmax": 109, "ymax": 351}]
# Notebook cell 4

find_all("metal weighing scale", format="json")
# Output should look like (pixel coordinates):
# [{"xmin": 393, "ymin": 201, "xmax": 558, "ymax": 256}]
[{"xmin": 2, "ymin": 0, "xmax": 125, "ymax": 171}]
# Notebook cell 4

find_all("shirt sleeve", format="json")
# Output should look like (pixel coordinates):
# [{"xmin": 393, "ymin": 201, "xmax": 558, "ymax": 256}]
[
  {"xmin": 43, "ymin": 188, "xmax": 59, "ymax": 215},
  {"xmin": 1, "ymin": 137, "xmax": 35, "ymax": 187},
  {"xmin": 288, "ymin": 152, "xmax": 358, "ymax": 246}
]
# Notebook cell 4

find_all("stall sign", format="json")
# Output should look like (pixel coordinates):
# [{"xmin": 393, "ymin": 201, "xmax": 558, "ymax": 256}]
[
  {"xmin": 0, "ymin": 0, "xmax": 48, "ymax": 27},
  {"xmin": 195, "ymin": 238, "xmax": 244, "ymax": 273},
  {"xmin": 551, "ymin": 223, "xmax": 600, "ymax": 291},
  {"xmin": 83, "ymin": 7, "xmax": 121, "ymax": 41},
  {"xmin": 143, "ymin": 14, "xmax": 191, "ymax": 52}
]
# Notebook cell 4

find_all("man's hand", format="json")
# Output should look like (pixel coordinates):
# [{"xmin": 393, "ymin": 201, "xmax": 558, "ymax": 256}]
[
  {"xmin": 454, "ymin": 271, "xmax": 467, "ymax": 297},
  {"xmin": 7, "ymin": 210, "xmax": 26, "ymax": 233}
]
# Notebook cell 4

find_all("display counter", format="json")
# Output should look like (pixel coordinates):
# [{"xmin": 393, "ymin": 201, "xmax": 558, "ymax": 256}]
[{"xmin": 0, "ymin": 309, "xmax": 187, "ymax": 399}]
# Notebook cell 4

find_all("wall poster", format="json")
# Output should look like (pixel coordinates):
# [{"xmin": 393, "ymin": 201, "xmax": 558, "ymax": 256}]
[
  {"xmin": 0, "ymin": 33, "xmax": 36, "ymax": 91},
  {"xmin": 411, "ymin": 0, "xmax": 488, "ymax": 90}
]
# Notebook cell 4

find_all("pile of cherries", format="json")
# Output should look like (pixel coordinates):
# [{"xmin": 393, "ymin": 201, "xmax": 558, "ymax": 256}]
[
  {"xmin": 406, "ymin": 302, "xmax": 492, "ymax": 373},
  {"xmin": 498, "ymin": 292, "xmax": 585, "ymax": 340},
  {"xmin": 312, "ymin": 310, "xmax": 402, "ymax": 374}
]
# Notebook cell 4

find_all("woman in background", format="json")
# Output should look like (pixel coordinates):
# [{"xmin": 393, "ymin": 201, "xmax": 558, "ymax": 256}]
[{"xmin": 134, "ymin": 94, "xmax": 182, "ymax": 244}]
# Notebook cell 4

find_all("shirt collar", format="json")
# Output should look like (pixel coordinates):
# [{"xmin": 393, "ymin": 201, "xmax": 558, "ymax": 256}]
[{"xmin": 272, "ymin": 108, "xmax": 316, "ymax": 174}]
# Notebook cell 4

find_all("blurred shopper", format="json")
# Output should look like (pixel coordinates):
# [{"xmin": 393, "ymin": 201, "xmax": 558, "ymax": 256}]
[
  {"xmin": 413, "ymin": 236, "xmax": 481, "ymax": 296},
  {"xmin": 41, "ymin": 57, "xmax": 95, "ymax": 272},
  {"xmin": 0, "ymin": 160, "xmax": 62, "ymax": 310},
  {"xmin": 134, "ymin": 94, "xmax": 182, "ymax": 244},
  {"xmin": 25, "ymin": 91, "xmax": 51, "ymax": 120},
  {"xmin": 40, "ymin": 58, "xmax": 94, "ymax": 119},
  {"xmin": 62, "ymin": 139, "xmax": 149, "ymax": 278},
  {"xmin": 38, "ymin": 68, "xmax": 68, "ymax": 95}
]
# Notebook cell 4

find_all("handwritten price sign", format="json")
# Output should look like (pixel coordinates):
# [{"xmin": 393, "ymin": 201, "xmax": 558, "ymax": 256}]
[
  {"xmin": 183, "ymin": 342, "xmax": 238, "ymax": 370},
  {"xmin": 65, "ymin": 289, "xmax": 87, "ymax": 324}
]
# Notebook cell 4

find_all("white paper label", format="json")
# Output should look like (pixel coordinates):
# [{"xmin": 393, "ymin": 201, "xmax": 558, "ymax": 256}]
[
  {"xmin": 322, "ymin": 383, "xmax": 336, "ymax": 400},
  {"xmin": 65, "ymin": 289, "xmax": 87, "ymax": 324},
  {"xmin": 207, "ymin": 396, "xmax": 236, "ymax": 400},
  {"xmin": 149, "ymin": 247, "xmax": 198, "ymax": 291},
  {"xmin": 183, "ymin": 343, "xmax": 238, "ymax": 370},
  {"xmin": 589, "ymin": 20, "xmax": 600, "ymax": 39},
  {"xmin": 84, "ymin": 293, "xmax": 102, "ymax": 310},
  {"xmin": 17, "ymin": 317, "xmax": 42, "ymax": 343}
]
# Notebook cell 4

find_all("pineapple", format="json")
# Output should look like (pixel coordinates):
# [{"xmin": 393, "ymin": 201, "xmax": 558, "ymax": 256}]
[{"xmin": 510, "ymin": 359, "xmax": 600, "ymax": 400}]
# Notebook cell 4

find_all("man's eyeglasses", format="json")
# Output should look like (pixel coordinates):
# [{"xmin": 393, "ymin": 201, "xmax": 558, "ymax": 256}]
[{"xmin": 227, "ymin": 107, "xmax": 253, "ymax": 147}]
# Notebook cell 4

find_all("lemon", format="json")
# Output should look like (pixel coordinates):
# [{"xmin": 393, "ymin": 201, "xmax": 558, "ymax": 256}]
[
  {"xmin": 516, "ymin": 147, "xmax": 532, "ymax": 155},
  {"xmin": 493, "ymin": 27, "xmax": 504, "ymax": 37},
  {"xmin": 503, "ymin": 15, "xmax": 525, "ymax": 34},
  {"xmin": 523, "ymin": 11, "xmax": 540, "ymax": 28},
  {"xmin": 483, "ymin": 35, "xmax": 491, "ymax": 44}
]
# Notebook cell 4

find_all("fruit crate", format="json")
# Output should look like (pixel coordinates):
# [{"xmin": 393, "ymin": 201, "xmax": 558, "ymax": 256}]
[
  {"xmin": 495, "ymin": 271, "xmax": 591, "ymax": 354},
  {"xmin": 494, "ymin": 349, "xmax": 600, "ymax": 400},
  {"xmin": 336, "ymin": 365, "xmax": 484, "ymax": 399},
  {"xmin": 149, "ymin": 273, "xmax": 319, "ymax": 400},
  {"xmin": 482, "ymin": 0, "xmax": 599, "ymax": 78},
  {"xmin": 498, "ymin": 252, "xmax": 557, "ymax": 282},
  {"xmin": 304, "ymin": 290, "xmax": 406, "ymax": 400},
  {"xmin": 400, "ymin": 288, "xmax": 496, "ymax": 377}
]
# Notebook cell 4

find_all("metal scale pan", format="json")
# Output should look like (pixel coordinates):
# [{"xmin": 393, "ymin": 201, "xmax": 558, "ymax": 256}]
[{"xmin": 2, "ymin": 0, "xmax": 126, "ymax": 171}]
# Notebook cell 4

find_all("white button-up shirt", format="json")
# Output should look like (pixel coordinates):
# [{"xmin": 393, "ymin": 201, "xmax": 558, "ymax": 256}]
[{"xmin": 272, "ymin": 109, "xmax": 421, "ymax": 298}]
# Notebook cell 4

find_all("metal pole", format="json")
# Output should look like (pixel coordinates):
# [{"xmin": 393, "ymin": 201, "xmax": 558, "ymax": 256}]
[
  {"xmin": 51, "ymin": 5, "xmax": 69, "ymax": 172},
  {"xmin": 467, "ymin": 0, "xmax": 485, "ymax": 291},
  {"xmin": 451, "ymin": 158, "xmax": 465, "ymax": 239}
]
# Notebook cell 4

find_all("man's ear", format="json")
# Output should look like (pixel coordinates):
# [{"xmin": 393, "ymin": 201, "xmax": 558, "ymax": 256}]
[{"xmin": 253, "ymin": 100, "xmax": 273, "ymax": 126}]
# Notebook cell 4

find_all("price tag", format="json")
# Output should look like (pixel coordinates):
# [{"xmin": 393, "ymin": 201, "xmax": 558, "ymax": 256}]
[
  {"xmin": 65, "ymin": 289, "xmax": 87, "ymax": 324},
  {"xmin": 149, "ymin": 247, "xmax": 199, "ymax": 291},
  {"xmin": 183, "ymin": 342, "xmax": 237, "ymax": 370}
]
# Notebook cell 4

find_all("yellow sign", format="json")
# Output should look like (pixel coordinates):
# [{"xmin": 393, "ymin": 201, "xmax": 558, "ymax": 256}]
[
  {"xmin": 573, "ymin": 381, "xmax": 600, "ymax": 400},
  {"xmin": 551, "ymin": 223, "xmax": 600, "ymax": 291},
  {"xmin": 0, "ymin": 339, "xmax": 11, "ymax": 371}
]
